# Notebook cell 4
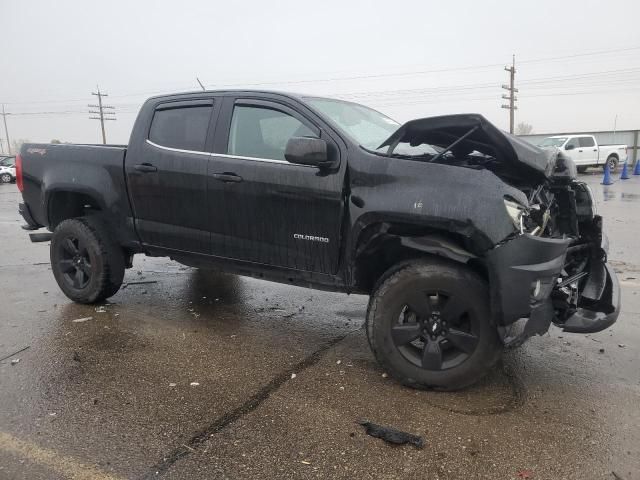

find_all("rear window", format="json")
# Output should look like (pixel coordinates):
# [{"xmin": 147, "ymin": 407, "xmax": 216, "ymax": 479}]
[
  {"xmin": 149, "ymin": 105, "xmax": 212, "ymax": 151},
  {"xmin": 579, "ymin": 137, "xmax": 595, "ymax": 147}
]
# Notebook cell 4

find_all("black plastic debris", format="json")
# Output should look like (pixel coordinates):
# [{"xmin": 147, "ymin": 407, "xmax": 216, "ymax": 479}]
[{"xmin": 358, "ymin": 420, "xmax": 424, "ymax": 449}]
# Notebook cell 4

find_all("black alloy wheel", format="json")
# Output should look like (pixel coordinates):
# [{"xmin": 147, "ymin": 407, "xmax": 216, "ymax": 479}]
[
  {"xmin": 57, "ymin": 235, "xmax": 93, "ymax": 289},
  {"xmin": 391, "ymin": 291, "xmax": 479, "ymax": 371},
  {"xmin": 50, "ymin": 217, "xmax": 125, "ymax": 303},
  {"xmin": 366, "ymin": 259, "xmax": 502, "ymax": 390}
]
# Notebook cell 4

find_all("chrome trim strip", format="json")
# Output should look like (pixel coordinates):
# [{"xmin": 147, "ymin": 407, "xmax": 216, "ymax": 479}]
[
  {"xmin": 145, "ymin": 139, "xmax": 211, "ymax": 157},
  {"xmin": 146, "ymin": 139, "xmax": 315, "ymax": 168},
  {"xmin": 213, "ymin": 153, "xmax": 315, "ymax": 168}
]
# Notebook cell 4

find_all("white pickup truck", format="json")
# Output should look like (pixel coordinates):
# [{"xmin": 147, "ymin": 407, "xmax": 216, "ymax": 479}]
[{"xmin": 539, "ymin": 135, "xmax": 628, "ymax": 173}]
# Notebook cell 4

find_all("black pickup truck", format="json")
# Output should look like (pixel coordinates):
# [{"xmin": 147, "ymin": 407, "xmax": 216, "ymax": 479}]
[{"xmin": 17, "ymin": 90, "xmax": 620, "ymax": 390}]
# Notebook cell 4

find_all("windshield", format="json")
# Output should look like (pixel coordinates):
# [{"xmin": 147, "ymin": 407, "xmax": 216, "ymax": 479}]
[
  {"xmin": 539, "ymin": 137, "xmax": 567, "ymax": 148},
  {"xmin": 0, "ymin": 157, "xmax": 15, "ymax": 167},
  {"xmin": 304, "ymin": 98, "xmax": 399, "ymax": 149}
]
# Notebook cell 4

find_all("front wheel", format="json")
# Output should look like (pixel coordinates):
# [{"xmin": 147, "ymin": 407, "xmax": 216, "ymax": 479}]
[
  {"xmin": 50, "ymin": 217, "xmax": 125, "ymax": 304},
  {"xmin": 366, "ymin": 259, "xmax": 502, "ymax": 391},
  {"xmin": 605, "ymin": 156, "xmax": 618, "ymax": 173}
]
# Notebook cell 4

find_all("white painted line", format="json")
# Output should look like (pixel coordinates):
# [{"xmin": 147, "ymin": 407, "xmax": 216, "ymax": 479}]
[{"xmin": 0, "ymin": 431, "xmax": 122, "ymax": 480}]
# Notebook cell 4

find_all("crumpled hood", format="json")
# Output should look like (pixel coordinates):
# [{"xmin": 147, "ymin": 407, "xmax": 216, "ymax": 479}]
[{"xmin": 378, "ymin": 114, "xmax": 556, "ymax": 179}]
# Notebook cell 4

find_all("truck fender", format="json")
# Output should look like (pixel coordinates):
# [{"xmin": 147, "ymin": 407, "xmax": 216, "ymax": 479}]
[{"xmin": 399, "ymin": 235, "xmax": 477, "ymax": 264}]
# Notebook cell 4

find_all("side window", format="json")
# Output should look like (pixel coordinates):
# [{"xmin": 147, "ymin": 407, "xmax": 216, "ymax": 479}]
[
  {"xmin": 566, "ymin": 138, "xmax": 579, "ymax": 149},
  {"xmin": 227, "ymin": 105, "xmax": 316, "ymax": 161},
  {"xmin": 149, "ymin": 105, "xmax": 212, "ymax": 151},
  {"xmin": 579, "ymin": 137, "xmax": 595, "ymax": 147}
]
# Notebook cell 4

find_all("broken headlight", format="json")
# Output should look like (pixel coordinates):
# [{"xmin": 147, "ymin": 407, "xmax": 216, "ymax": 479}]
[{"xmin": 504, "ymin": 199, "xmax": 527, "ymax": 233}]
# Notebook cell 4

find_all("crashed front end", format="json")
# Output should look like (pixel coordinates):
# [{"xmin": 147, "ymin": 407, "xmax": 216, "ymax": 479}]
[
  {"xmin": 378, "ymin": 114, "xmax": 620, "ymax": 346},
  {"xmin": 487, "ymin": 160, "xmax": 620, "ymax": 346}
]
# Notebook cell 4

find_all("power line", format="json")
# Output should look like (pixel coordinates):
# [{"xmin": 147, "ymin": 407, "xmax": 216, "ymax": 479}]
[{"xmin": 4, "ymin": 45, "xmax": 640, "ymax": 107}]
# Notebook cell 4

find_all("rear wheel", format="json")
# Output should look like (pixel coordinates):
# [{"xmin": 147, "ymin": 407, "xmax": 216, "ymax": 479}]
[
  {"xmin": 605, "ymin": 156, "xmax": 618, "ymax": 172},
  {"xmin": 366, "ymin": 259, "xmax": 502, "ymax": 391},
  {"xmin": 577, "ymin": 166, "xmax": 588, "ymax": 174},
  {"xmin": 50, "ymin": 217, "xmax": 125, "ymax": 304},
  {"xmin": 0, "ymin": 173, "xmax": 11, "ymax": 183}
]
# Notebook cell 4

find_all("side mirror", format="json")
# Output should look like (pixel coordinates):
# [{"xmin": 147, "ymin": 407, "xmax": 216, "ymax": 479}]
[
  {"xmin": 565, "ymin": 144, "xmax": 575, "ymax": 151},
  {"xmin": 285, "ymin": 137, "xmax": 333, "ymax": 168}
]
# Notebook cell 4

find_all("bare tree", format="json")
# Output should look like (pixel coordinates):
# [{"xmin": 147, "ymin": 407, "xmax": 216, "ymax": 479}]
[{"xmin": 515, "ymin": 122, "xmax": 533, "ymax": 135}]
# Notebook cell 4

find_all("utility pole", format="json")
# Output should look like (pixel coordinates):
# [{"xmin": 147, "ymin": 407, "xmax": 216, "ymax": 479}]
[
  {"xmin": 88, "ymin": 86, "xmax": 116, "ymax": 144},
  {"xmin": 1, "ymin": 104, "xmax": 11, "ymax": 154},
  {"xmin": 501, "ymin": 55, "xmax": 518, "ymax": 134}
]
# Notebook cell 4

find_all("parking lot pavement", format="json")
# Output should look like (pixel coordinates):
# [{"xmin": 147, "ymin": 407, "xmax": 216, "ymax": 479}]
[{"xmin": 1, "ymin": 171, "xmax": 639, "ymax": 480}]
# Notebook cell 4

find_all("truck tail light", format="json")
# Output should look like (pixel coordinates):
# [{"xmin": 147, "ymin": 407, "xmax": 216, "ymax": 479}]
[{"xmin": 15, "ymin": 154, "xmax": 24, "ymax": 192}]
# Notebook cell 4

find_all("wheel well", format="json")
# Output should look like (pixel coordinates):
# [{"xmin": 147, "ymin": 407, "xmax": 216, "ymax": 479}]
[
  {"xmin": 607, "ymin": 153, "xmax": 619, "ymax": 160},
  {"xmin": 352, "ymin": 226, "xmax": 488, "ymax": 294},
  {"xmin": 48, "ymin": 191, "xmax": 102, "ymax": 229}
]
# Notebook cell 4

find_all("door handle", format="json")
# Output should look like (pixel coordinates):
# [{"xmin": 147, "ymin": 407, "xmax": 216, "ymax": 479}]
[
  {"xmin": 134, "ymin": 163, "xmax": 158, "ymax": 173},
  {"xmin": 578, "ymin": 149, "xmax": 583, "ymax": 152},
  {"xmin": 593, "ymin": 149, "xmax": 597, "ymax": 151},
  {"xmin": 211, "ymin": 173, "xmax": 243, "ymax": 183}
]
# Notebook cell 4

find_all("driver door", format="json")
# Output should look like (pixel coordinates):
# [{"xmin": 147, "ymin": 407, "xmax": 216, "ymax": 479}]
[{"xmin": 206, "ymin": 97, "xmax": 344, "ymax": 275}]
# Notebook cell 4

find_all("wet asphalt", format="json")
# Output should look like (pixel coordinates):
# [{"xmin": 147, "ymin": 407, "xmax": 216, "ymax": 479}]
[{"xmin": 0, "ymin": 169, "xmax": 639, "ymax": 480}]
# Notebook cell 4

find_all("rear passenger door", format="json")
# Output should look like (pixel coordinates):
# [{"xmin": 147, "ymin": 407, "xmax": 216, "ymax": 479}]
[
  {"xmin": 125, "ymin": 98, "xmax": 217, "ymax": 253},
  {"xmin": 207, "ymin": 97, "xmax": 345, "ymax": 275}
]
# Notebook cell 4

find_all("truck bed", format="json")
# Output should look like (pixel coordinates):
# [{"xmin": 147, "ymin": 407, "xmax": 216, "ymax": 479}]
[{"xmin": 19, "ymin": 143, "xmax": 133, "ymax": 244}]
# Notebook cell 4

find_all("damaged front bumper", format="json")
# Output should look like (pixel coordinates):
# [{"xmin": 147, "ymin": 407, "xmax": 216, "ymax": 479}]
[
  {"xmin": 486, "ymin": 232, "xmax": 620, "ymax": 346},
  {"xmin": 560, "ymin": 262, "xmax": 620, "ymax": 333}
]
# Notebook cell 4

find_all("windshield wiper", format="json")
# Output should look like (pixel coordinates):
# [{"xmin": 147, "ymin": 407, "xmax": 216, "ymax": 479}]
[{"xmin": 428, "ymin": 126, "xmax": 480, "ymax": 163}]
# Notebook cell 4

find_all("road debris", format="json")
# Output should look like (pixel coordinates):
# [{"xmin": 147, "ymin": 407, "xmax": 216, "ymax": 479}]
[
  {"xmin": 190, "ymin": 382, "xmax": 200, "ymax": 387},
  {"xmin": 169, "ymin": 383, "xmax": 177, "ymax": 387},
  {"xmin": 358, "ymin": 420, "xmax": 424, "ymax": 449},
  {"xmin": 73, "ymin": 351, "xmax": 81, "ymax": 362},
  {"xmin": 291, "ymin": 373, "xmax": 297, "ymax": 379},
  {"xmin": 381, "ymin": 373, "xmax": 388, "ymax": 378},
  {"xmin": 516, "ymin": 470, "xmax": 534, "ymax": 479},
  {"xmin": 618, "ymin": 344, "xmax": 626, "ymax": 348},
  {"xmin": 72, "ymin": 316, "xmax": 93, "ymax": 323},
  {"xmin": 95, "ymin": 306, "xmax": 107, "ymax": 313},
  {"xmin": 300, "ymin": 460, "xmax": 311, "ymax": 465},
  {"xmin": 599, "ymin": 348, "xmax": 605, "ymax": 353},
  {"xmin": 11, "ymin": 358, "xmax": 21, "ymax": 366},
  {"xmin": 0, "ymin": 345, "xmax": 30, "ymax": 363},
  {"xmin": 122, "ymin": 280, "xmax": 158, "ymax": 289}
]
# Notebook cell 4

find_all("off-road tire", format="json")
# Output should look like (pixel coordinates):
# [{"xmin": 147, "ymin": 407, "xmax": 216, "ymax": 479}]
[
  {"xmin": 366, "ymin": 259, "xmax": 502, "ymax": 391},
  {"xmin": 50, "ymin": 216, "xmax": 125, "ymax": 304}
]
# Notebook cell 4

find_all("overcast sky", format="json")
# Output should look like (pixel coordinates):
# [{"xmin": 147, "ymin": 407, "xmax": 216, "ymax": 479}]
[{"xmin": 2, "ymin": 0, "xmax": 640, "ymax": 148}]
